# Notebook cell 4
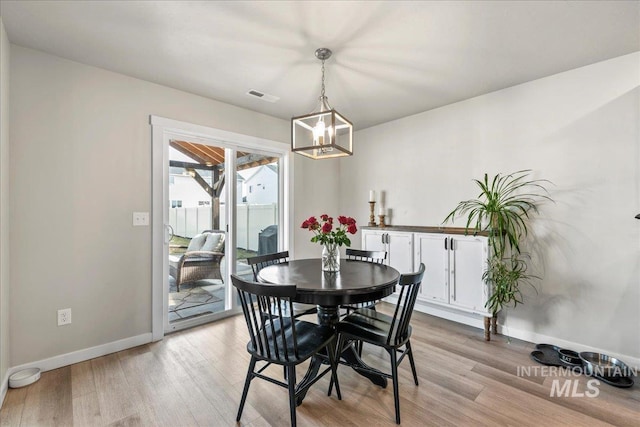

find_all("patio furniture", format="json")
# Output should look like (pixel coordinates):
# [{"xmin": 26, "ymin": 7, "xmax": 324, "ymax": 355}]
[
  {"xmin": 335, "ymin": 263, "xmax": 425, "ymax": 424},
  {"xmin": 257, "ymin": 224, "xmax": 278, "ymax": 255},
  {"xmin": 232, "ymin": 274, "xmax": 341, "ymax": 427},
  {"xmin": 170, "ymin": 230, "xmax": 225, "ymax": 292}
]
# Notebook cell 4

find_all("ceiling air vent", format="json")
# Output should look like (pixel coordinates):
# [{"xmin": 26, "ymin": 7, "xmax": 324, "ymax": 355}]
[{"xmin": 246, "ymin": 89, "xmax": 279, "ymax": 103}]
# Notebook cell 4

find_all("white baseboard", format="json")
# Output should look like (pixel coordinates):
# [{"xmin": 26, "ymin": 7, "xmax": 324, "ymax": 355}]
[
  {"xmin": 406, "ymin": 298, "xmax": 640, "ymax": 369},
  {"xmin": 496, "ymin": 324, "xmax": 640, "ymax": 369},
  {"xmin": 412, "ymin": 299, "xmax": 488, "ymax": 329},
  {"xmin": 0, "ymin": 370, "xmax": 8, "ymax": 408},
  {"xmin": 4, "ymin": 333, "xmax": 152, "ymax": 388}
]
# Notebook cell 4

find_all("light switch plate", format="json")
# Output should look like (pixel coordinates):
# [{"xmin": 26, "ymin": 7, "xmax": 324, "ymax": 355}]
[{"xmin": 133, "ymin": 212, "xmax": 149, "ymax": 226}]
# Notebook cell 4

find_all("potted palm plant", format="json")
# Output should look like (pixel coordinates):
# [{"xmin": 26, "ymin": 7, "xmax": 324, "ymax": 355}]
[{"xmin": 444, "ymin": 170, "xmax": 552, "ymax": 339}]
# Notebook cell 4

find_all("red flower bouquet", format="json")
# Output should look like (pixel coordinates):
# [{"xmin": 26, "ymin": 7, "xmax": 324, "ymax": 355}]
[{"xmin": 301, "ymin": 214, "xmax": 357, "ymax": 246}]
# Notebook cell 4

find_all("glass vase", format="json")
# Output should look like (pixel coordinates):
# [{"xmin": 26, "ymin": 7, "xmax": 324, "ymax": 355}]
[{"xmin": 322, "ymin": 243, "xmax": 340, "ymax": 272}]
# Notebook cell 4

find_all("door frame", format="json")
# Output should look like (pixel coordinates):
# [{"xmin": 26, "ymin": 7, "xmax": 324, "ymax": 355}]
[{"xmin": 150, "ymin": 115, "xmax": 292, "ymax": 341}]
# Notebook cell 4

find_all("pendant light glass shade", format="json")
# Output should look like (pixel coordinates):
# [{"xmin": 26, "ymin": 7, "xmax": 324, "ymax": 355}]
[{"xmin": 291, "ymin": 48, "xmax": 353, "ymax": 159}]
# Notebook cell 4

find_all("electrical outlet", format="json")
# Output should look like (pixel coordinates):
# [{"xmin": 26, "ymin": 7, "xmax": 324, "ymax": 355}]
[{"xmin": 57, "ymin": 308, "xmax": 72, "ymax": 326}]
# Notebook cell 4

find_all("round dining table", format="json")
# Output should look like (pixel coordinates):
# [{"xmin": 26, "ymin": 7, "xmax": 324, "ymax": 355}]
[{"xmin": 258, "ymin": 258, "xmax": 400, "ymax": 404}]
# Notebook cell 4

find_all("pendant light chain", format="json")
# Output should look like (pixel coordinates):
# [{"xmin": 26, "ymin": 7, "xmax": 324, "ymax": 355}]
[{"xmin": 320, "ymin": 58, "xmax": 326, "ymax": 99}]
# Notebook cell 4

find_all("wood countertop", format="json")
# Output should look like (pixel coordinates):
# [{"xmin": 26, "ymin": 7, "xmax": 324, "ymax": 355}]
[{"xmin": 361, "ymin": 225, "xmax": 489, "ymax": 236}]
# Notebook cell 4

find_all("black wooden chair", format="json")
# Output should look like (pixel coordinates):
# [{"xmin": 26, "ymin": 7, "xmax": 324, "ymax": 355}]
[
  {"xmin": 247, "ymin": 250, "xmax": 290, "ymax": 279},
  {"xmin": 334, "ymin": 263, "xmax": 425, "ymax": 425},
  {"xmin": 340, "ymin": 249, "xmax": 388, "ymax": 355},
  {"xmin": 232, "ymin": 274, "xmax": 342, "ymax": 427},
  {"xmin": 247, "ymin": 251, "xmax": 316, "ymax": 318},
  {"xmin": 341, "ymin": 248, "xmax": 387, "ymax": 313}
]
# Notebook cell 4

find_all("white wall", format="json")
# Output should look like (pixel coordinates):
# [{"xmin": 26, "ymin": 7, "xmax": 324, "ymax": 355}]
[
  {"xmin": 292, "ymin": 156, "xmax": 341, "ymax": 259},
  {"xmin": 0, "ymin": 18, "xmax": 11, "ymax": 401},
  {"xmin": 8, "ymin": 45, "xmax": 292, "ymax": 366},
  {"xmin": 340, "ymin": 52, "xmax": 640, "ymax": 361}
]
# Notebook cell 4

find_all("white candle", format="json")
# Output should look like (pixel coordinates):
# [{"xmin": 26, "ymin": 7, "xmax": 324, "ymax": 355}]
[
  {"xmin": 378, "ymin": 207, "xmax": 384, "ymax": 215},
  {"xmin": 369, "ymin": 190, "xmax": 375, "ymax": 202}
]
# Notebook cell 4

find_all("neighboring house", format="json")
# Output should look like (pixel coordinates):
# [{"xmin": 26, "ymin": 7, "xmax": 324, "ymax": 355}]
[
  {"xmin": 241, "ymin": 164, "xmax": 278, "ymax": 205},
  {"xmin": 169, "ymin": 146, "xmax": 245, "ymax": 208},
  {"xmin": 169, "ymin": 169, "xmax": 212, "ymax": 209}
]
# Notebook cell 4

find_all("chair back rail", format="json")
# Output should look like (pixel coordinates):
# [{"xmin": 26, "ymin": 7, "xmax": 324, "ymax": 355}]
[
  {"xmin": 388, "ymin": 263, "xmax": 426, "ymax": 346},
  {"xmin": 247, "ymin": 251, "xmax": 290, "ymax": 281},
  {"xmin": 345, "ymin": 248, "xmax": 387, "ymax": 264},
  {"xmin": 342, "ymin": 249, "xmax": 388, "ymax": 313},
  {"xmin": 247, "ymin": 251, "xmax": 318, "ymax": 318}
]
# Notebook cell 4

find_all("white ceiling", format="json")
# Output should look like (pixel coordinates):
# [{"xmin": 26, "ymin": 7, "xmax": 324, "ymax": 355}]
[{"xmin": 1, "ymin": 1, "xmax": 639, "ymax": 130}]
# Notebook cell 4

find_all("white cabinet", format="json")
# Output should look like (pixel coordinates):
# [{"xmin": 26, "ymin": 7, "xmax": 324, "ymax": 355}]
[
  {"xmin": 414, "ymin": 233, "xmax": 489, "ymax": 315},
  {"xmin": 361, "ymin": 227, "xmax": 493, "ymax": 339},
  {"xmin": 361, "ymin": 230, "xmax": 413, "ymax": 274}
]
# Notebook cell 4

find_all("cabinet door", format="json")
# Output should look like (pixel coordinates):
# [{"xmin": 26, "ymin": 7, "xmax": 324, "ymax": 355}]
[
  {"xmin": 387, "ymin": 232, "xmax": 413, "ymax": 274},
  {"xmin": 362, "ymin": 230, "xmax": 387, "ymax": 253},
  {"xmin": 414, "ymin": 233, "xmax": 448, "ymax": 303},
  {"xmin": 448, "ymin": 235, "xmax": 488, "ymax": 313}
]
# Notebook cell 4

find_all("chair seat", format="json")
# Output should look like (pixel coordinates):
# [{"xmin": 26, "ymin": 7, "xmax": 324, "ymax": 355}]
[
  {"xmin": 248, "ymin": 318, "xmax": 335, "ymax": 363},
  {"xmin": 337, "ymin": 308, "xmax": 411, "ymax": 347}
]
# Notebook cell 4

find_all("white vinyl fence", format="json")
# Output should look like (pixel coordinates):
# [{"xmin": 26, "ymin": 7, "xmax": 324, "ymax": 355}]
[{"xmin": 169, "ymin": 203, "xmax": 278, "ymax": 252}]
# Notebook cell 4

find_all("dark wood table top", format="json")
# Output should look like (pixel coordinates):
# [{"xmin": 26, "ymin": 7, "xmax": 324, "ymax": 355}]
[{"xmin": 257, "ymin": 258, "xmax": 400, "ymax": 306}]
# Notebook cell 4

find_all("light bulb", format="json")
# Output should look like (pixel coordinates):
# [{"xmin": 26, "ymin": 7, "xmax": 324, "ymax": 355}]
[{"xmin": 313, "ymin": 119, "xmax": 325, "ymax": 146}]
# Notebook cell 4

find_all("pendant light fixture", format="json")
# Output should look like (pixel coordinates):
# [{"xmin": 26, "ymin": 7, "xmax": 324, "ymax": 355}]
[{"xmin": 291, "ymin": 48, "xmax": 353, "ymax": 159}]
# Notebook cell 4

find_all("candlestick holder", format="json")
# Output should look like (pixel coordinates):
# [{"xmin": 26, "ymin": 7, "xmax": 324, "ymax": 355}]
[
  {"xmin": 378, "ymin": 214, "xmax": 386, "ymax": 228},
  {"xmin": 368, "ymin": 201, "xmax": 377, "ymax": 226}
]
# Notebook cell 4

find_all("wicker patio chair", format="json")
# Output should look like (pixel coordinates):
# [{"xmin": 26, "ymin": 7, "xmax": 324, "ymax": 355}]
[{"xmin": 170, "ymin": 230, "xmax": 225, "ymax": 292}]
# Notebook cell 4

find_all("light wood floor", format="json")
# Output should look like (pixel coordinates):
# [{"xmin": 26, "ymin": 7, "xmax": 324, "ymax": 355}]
[{"xmin": 1, "ymin": 304, "xmax": 638, "ymax": 426}]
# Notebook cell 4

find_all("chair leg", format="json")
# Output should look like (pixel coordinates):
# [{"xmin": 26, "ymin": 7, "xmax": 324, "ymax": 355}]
[
  {"xmin": 328, "ymin": 334, "xmax": 344, "ymax": 397},
  {"xmin": 406, "ymin": 340, "xmax": 419, "ymax": 386},
  {"xmin": 327, "ymin": 339, "xmax": 342, "ymax": 400},
  {"xmin": 237, "ymin": 356, "xmax": 257, "ymax": 422},
  {"xmin": 287, "ymin": 365, "xmax": 297, "ymax": 427},
  {"xmin": 389, "ymin": 349, "xmax": 401, "ymax": 425}
]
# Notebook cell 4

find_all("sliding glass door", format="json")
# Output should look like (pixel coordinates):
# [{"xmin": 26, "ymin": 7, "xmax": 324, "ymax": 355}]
[
  {"xmin": 151, "ymin": 116, "xmax": 289, "ymax": 337},
  {"xmin": 167, "ymin": 140, "xmax": 230, "ymax": 326},
  {"xmin": 234, "ymin": 153, "xmax": 280, "ymax": 277}
]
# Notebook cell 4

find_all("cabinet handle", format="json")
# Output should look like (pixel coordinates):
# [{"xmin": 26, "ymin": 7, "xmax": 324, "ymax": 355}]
[
  {"xmin": 450, "ymin": 237, "xmax": 454, "ymax": 251},
  {"xmin": 444, "ymin": 238, "xmax": 447, "ymax": 250},
  {"xmin": 385, "ymin": 233, "xmax": 389, "ymax": 244}
]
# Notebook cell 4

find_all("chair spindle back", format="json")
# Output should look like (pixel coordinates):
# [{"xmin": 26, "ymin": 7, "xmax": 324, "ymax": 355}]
[
  {"xmin": 231, "ymin": 274, "xmax": 300, "ymax": 362},
  {"xmin": 345, "ymin": 248, "xmax": 387, "ymax": 264},
  {"xmin": 387, "ymin": 263, "xmax": 426, "ymax": 346},
  {"xmin": 247, "ymin": 251, "xmax": 290, "ymax": 281}
]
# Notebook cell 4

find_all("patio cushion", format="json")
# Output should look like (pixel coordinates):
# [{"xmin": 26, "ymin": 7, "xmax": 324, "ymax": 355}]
[
  {"xmin": 201, "ymin": 232, "xmax": 225, "ymax": 252},
  {"xmin": 186, "ymin": 233, "xmax": 208, "ymax": 252}
]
